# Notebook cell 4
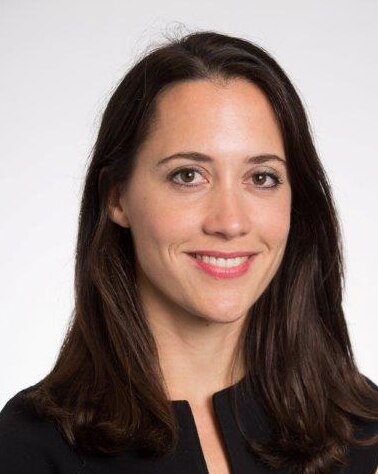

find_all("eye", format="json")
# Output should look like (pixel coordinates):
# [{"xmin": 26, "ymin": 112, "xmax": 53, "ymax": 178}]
[
  {"xmin": 168, "ymin": 167, "xmax": 205, "ymax": 187},
  {"xmin": 167, "ymin": 167, "xmax": 283, "ymax": 189},
  {"xmin": 251, "ymin": 172, "xmax": 282, "ymax": 188}
]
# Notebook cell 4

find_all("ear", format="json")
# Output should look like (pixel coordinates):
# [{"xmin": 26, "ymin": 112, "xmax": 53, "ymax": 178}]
[{"xmin": 106, "ymin": 183, "xmax": 130, "ymax": 229}]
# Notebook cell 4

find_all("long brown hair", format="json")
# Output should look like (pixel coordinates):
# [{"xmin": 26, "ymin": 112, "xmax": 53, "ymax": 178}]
[{"xmin": 24, "ymin": 29, "xmax": 378, "ymax": 473}]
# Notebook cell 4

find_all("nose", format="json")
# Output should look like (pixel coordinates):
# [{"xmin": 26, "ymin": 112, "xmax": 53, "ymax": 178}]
[{"xmin": 202, "ymin": 186, "xmax": 251, "ymax": 239}]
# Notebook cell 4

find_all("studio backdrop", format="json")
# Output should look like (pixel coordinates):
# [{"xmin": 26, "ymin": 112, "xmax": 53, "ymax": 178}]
[{"xmin": 0, "ymin": 0, "xmax": 377, "ymax": 409}]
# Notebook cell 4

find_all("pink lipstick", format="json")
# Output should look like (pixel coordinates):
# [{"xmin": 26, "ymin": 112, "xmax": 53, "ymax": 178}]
[{"xmin": 186, "ymin": 253, "xmax": 257, "ymax": 279}]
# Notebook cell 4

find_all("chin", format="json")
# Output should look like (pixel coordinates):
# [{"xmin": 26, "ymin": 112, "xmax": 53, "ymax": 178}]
[{"xmin": 199, "ymin": 306, "xmax": 249, "ymax": 324}]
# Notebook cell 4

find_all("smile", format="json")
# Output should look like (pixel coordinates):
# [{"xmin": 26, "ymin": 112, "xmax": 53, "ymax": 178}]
[
  {"xmin": 187, "ymin": 253, "xmax": 256, "ymax": 279},
  {"xmin": 191, "ymin": 253, "xmax": 249, "ymax": 267}
]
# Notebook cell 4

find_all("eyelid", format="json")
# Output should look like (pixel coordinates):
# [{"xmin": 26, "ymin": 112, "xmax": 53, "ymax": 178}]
[
  {"xmin": 167, "ymin": 165, "xmax": 284, "ymax": 189},
  {"xmin": 168, "ymin": 163, "xmax": 284, "ymax": 174}
]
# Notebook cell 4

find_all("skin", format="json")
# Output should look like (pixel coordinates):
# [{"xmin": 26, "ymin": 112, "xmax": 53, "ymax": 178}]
[{"xmin": 108, "ymin": 77, "xmax": 292, "ymax": 408}]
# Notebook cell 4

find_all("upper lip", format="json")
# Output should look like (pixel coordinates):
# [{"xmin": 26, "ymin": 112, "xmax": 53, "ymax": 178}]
[{"xmin": 188, "ymin": 250, "xmax": 256, "ymax": 258}]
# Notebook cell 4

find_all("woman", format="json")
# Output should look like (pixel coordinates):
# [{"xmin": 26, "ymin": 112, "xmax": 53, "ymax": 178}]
[{"xmin": 0, "ymin": 30, "xmax": 377, "ymax": 474}]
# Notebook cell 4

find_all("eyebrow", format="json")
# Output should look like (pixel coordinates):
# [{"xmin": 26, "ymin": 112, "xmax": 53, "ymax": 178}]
[{"xmin": 155, "ymin": 151, "xmax": 287, "ymax": 168}]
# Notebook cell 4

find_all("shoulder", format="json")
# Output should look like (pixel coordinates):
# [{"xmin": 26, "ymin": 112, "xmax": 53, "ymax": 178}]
[
  {"xmin": 346, "ymin": 374, "xmax": 378, "ymax": 443},
  {"xmin": 356, "ymin": 374, "xmax": 378, "ymax": 436},
  {"xmin": 0, "ymin": 384, "xmax": 86, "ymax": 473},
  {"xmin": 362, "ymin": 374, "xmax": 378, "ymax": 392},
  {"xmin": 343, "ymin": 374, "xmax": 378, "ymax": 473}
]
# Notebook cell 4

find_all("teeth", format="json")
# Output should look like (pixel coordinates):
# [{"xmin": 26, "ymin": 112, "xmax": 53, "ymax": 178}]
[{"xmin": 194, "ymin": 254, "xmax": 248, "ymax": 268}]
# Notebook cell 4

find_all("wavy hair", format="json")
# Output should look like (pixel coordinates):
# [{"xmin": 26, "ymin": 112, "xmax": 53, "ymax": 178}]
[{"xmin": 24, "ymin": 29, "xmax": 378, "ymax": 473}]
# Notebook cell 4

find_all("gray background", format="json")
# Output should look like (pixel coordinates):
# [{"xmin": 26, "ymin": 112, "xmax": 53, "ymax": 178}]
[{"xmin": 1, "ymin": 0, "xmax": 377, "ymax": 409}]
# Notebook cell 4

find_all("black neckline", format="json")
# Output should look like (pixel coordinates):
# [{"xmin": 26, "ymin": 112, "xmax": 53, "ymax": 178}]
[{"xmin": 170, "ymin": 374, "xmax": 247, "ymax": 405}]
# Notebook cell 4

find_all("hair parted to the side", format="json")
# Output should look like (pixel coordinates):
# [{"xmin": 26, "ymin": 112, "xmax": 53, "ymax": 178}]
[{"xmin": 23, "ymin": 28, "xmax": 378, "ymax": 474}]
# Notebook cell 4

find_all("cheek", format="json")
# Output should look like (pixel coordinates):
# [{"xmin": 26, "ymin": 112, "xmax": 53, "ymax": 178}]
[
  {"xmin": 257, "ymin": 196, "xmax": 291, "ymax": 248},
  {"xmin": 128, "ymin": 194, "xmax": 193, "ymax": 257}
]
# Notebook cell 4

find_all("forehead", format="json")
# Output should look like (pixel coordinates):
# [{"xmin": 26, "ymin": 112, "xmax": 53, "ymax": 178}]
[
  {"xmin": 139, "ymin": 78, "xmax": 285, "ymax": 161},
  {"xmin": 154, "ymin": 78, "xmax": 278, "ymax": 123}
]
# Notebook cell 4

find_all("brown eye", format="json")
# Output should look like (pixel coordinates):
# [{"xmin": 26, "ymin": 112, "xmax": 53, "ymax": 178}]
[
  {"xmin": 168, "ymin": 168, "xmax": 282, "ymax": 189},
  {"xmin": 178, "ymin": 169, "xmax": 197, "ymax": 183},
  {"xmin": 251, "ymin": 172, "xmax": 281, "ymax": 188},
  {"xmin": 168, "ymin": 167, "xmax": 204, "ymax": 187}
]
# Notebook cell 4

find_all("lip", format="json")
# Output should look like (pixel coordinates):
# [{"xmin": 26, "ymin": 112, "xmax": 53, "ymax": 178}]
[
  {"xmin": 186, "ymin": 253, "xmax": 257, "ymax": 279},
  {"xmin": 187, "ymin": 250, "xmax": 255, "ymax": 258}
]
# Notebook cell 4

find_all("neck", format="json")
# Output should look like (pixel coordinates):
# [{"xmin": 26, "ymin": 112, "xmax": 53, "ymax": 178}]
[{"xmin": 147, "ymin": 310, "xmax": 247, "ymax": 407}]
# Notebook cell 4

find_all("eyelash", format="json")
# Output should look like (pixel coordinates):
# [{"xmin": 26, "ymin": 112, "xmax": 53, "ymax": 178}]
[{"xmin": 167, "ymin": 167, "xmax": 284, "ymax": 190}]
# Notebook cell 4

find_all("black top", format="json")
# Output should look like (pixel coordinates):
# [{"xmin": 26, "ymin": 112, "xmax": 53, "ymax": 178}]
[{"xmin": 0, "ymin": 375, "xmax": 377, "ymax": 474}]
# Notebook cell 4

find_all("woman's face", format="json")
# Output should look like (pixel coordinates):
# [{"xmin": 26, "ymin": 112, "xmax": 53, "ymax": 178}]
[{"xmin": 109, "ymin": 78, "xmax": 291, "ymax": 325}]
